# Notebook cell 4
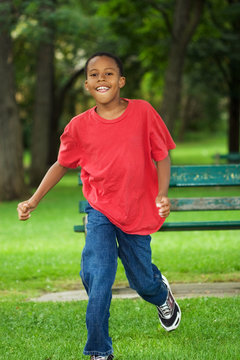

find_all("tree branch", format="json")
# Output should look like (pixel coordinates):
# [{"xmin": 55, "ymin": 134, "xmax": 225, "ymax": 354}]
[
  {"xmin": 55, "ymin": 67, "xmax": 84, "ymax": 117},
  {"xmin": 205, "ymin": 0, "xmax": 223, "ymax": 32},
  {"xmin": 213, "ymin": 55, "xmax": 231, "ymax": 88},
  {"xmin": 181, "ymin": 0, "xmax": 205, "ymax": 47},
  {"xmin": 147, "ymin": 0, "xmax": 172, "ymax": 34}
]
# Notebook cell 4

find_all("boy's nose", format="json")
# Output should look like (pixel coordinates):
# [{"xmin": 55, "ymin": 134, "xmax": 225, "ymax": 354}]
[{"xmin": 98, "ymin": 72, "xmax": 106, "ymax": 81}]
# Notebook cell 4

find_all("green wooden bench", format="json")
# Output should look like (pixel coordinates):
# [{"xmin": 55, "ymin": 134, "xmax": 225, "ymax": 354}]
[{"xmin": 74, "ymin": 164, "xmax": 240, "ymax": 232}]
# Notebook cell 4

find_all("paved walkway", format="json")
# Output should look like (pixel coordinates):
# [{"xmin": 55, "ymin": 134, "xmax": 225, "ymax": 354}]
[{"xmin": 31, "ymin": 282, "xmax": 240, "ymax": 302}]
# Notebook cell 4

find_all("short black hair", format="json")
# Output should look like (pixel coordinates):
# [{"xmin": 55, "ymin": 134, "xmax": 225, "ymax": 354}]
[{"xmin": 84, "ymin": 52, "xmax": 124, "ymax": 78}]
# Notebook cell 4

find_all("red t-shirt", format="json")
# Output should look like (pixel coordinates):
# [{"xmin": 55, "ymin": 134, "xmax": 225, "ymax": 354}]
[{"xmin": 58, "ymin": 99, "xmax": 176, "ymax": 235}]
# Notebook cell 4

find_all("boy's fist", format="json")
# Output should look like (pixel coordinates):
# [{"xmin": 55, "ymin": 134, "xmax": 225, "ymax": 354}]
[
  {"xmin": 156, "ymin": 195, "xmax": 170, "ymax": 218},
  {"xmin": 17, "ymin": 200, "xmax": 36, "ymax": 221}
]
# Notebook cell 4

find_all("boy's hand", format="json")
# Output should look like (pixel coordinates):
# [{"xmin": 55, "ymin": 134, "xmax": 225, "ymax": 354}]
[
  {"xmin": 17, "ymin": 200, "xmax": 37, "ymax": 221},
  {"xmin": 156, "ymin": 195, "xmax": 170, "ymax": 218},
  {"xmin": 16, "ymin": 161, "xmax": 68, "ymax": 221}
]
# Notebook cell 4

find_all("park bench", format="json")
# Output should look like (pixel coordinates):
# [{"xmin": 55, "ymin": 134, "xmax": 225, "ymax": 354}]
[{"xmin": 74, "ymin": 164, "xmax": 240, "ymax": 232}]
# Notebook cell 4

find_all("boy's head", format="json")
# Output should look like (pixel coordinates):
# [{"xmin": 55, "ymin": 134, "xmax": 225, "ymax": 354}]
[
  {"xmin": 84, "ymin": 52, "xmax": 124, "ymax": 79},
  {"xmin": 84, "ymin": 52, "xmax": 126, "ymax": 105}
]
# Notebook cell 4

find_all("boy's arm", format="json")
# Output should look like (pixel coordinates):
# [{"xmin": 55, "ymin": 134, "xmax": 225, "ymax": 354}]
[
  {"xmin": 17, "ymin": 161, "xmax": 68, "ymax": 221},
  {"xmin": 155, "ymin": 154, "xmax": 171, "ymax": 218}
]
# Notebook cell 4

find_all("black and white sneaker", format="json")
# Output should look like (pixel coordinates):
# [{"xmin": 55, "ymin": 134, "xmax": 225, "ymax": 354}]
[
  {"xmin": 90, "ymin": 355, "xmax": 114, "ymax": 360},
  {"xmin": 157, "ymin": 275, "xmax": 181, "ymax": 332}
]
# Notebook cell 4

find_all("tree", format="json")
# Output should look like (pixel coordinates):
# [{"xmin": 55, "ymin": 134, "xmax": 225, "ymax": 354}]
[
  {"xmin": 29, "ymin": 0, "xmax": 55, "ymax": 186},
  {"xmin": 226, "ymin": 0, "xmax": 240, "ymax": 153},
  {"xmin": 0, "ymin": 0, "xmax": 26, "ymax": 201},
  {"xmin": 160, "ymin": 0, "xmax": 205, "ymax": 133}
]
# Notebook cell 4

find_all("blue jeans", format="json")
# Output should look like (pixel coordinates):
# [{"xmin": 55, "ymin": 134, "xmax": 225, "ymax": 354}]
[{"xmin": 80, "ymin": 203, "xmax": 168, "ymax": 357}]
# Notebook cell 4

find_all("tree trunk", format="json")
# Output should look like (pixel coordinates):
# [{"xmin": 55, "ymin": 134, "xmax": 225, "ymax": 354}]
[
  {"xmin": 30, "ymin": 1, "xmax": 55, "ymax": 186},
  {"xmin": 227, "ymin": 0, "xmax": 240, "ymax": 154},
  {"xmin": 178, "ymin": 94, "xmax": 194, "ymax": 142},
  {"xmin": 48, "ymin": 68, "xmax": 84, "ymax": 165},
  {"xmin": 30, "ymin": 43, "xmax": 54, "ymax": 186},
  {"xmin": 0, "ymin": 3, "xmax": 26, "ymax": 201},
  {"xmin": 160, "ymin": 0, "xmax": 205, "ymax": 133},
  {"xmin": 228, "ymin": 65, "xmax": 240, "ymax": 153}
]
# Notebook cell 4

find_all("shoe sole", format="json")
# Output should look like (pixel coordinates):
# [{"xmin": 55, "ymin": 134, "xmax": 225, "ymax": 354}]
[{"xmin": 159, "ymin": 275, "xmax": 181, "ymax": 332}]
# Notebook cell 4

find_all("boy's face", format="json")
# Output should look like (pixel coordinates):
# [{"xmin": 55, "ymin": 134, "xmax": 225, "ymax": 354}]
[{"xmin": 85, "ymin": 56, "xmax": 126, "ymax": 106}]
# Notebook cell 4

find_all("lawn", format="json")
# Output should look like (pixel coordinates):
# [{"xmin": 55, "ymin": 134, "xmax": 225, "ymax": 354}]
[
  {"xmin": 171, "ymin": 131, "xmax": 228, "ymax": 165},
  {"xmin": 0, "ymin": 134, "xmax": 239, "ymax": 359},
  {"xmin": 0, "ymin": 297, "xmax": 239, "ymax": 360}
]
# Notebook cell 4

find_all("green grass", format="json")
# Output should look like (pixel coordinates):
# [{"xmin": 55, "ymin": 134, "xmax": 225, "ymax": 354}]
[
  {"xmin": 0, "ymin": 135, "xmax": 239, "ymax": 358},
  {"xmin": 0, "ymin": 171, "xmax": 85, "ymax": 300},
  {"xmin": 171, "ymin": 132, "xmax": 228, "ymax": 165},
  {"xmin": 0, "ymin": 297, "xmax": 239, "ymax": 359}
]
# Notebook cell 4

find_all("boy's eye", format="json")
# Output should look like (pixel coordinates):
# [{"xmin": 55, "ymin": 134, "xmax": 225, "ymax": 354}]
[{"xmin": 89, "ymin": 72, "xmax": 113, "ymax": 77}]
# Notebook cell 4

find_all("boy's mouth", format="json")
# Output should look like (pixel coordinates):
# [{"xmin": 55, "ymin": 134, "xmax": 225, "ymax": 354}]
[{"xmin": 96, "ymin": 86, "xmax": 110, "ymax": 93}]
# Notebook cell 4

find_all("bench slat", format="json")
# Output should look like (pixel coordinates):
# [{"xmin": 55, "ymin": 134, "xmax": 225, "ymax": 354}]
[
  {"xmin": 74, "ymin": 225, "xmax": 85, "ymax": 232},
  {"xmin": 161, "ymin": 221, "xmax": 240, "ymax": 231},
  {"xmin": 74, "ymin": 220, "xmax": 240, "ymax": 232},
  {"xmin": 79, "ymin": 200, "xmax": 88, "ymax": 212},
  {"xmin": 170, "ymin": 165, "xmax": 240, "ymax": 187},
  {"xmin": 79, "ymin": 198, "xmax": 240, "ymax": 212},
  {"xmin": 170, "ymin": 197, "xmax": 240, "ymax": 211}
]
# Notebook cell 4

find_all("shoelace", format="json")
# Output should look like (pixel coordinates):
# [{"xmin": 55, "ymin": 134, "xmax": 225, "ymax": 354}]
[{"xmin": 158, "ymin": 301, "xmax": 172, "ymax": 317}]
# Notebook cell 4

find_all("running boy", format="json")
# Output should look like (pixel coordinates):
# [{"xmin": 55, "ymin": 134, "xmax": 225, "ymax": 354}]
[{"xmin": 17, "ymin": 52, "xmax": 181, "ymax": 360}]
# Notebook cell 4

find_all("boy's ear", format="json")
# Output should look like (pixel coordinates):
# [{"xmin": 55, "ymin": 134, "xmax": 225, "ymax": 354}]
[
  {"xmin": 84, "ymin": 80, "xmax": 89, "ymax": 91},
  {"xmin": 119, "ymin": 76, "xmax": 126, "ymax": 89}
]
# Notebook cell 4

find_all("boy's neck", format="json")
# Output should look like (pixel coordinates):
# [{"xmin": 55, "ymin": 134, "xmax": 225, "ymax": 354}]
[{"xmin": 95, "ymin": 98, "xmax": 128, "ymax": 120}]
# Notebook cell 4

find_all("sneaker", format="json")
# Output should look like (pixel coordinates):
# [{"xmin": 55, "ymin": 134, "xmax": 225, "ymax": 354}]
[
  {"xmin": 90, "ymin": 355, "xmax": 114, "ymax": 360},
  {"xmin": 157, "ymin": 275, "xmax": 181, "ymax": 331}
]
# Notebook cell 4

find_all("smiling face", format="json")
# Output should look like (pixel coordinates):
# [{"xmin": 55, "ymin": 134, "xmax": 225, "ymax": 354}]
[{"xmin": 84, "ymin": 56, "xmax": 126, "ymax": 106}]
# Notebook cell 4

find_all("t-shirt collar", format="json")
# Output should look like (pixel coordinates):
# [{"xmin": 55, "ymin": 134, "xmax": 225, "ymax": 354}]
[{"xmin": 91, "ymin": 98, "xmax": 131, "ymax": 124}]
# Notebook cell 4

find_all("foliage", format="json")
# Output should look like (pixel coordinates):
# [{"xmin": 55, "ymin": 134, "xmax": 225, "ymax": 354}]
[{"xmin": 7, "ymin": 0, "xmax": 239, "ymax": 147}]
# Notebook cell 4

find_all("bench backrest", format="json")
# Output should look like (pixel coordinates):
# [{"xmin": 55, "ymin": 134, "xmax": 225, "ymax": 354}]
[{"xmin": 75, "ymin": 164, "xmax": 240, "ymax": 231}]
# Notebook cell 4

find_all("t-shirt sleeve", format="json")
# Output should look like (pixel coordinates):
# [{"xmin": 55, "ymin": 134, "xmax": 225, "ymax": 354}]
[
  {"xmin": 149, "ymin": 105, "xmax": 176, "ymax": 161},
  {"xmin": 57, "ymin": 124, "xmax": 81, "ymax": 169}
]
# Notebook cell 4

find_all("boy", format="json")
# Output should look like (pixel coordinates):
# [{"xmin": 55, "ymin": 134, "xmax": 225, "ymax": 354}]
[{"xmin": 17, "ymin": 52, "xmax": 181, "ymax": 360}]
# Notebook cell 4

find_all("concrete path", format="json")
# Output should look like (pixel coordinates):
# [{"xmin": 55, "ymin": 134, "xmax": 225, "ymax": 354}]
[{"xmin": 31, "ymin": 282, "xmax": 240, "ymax": 302}]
